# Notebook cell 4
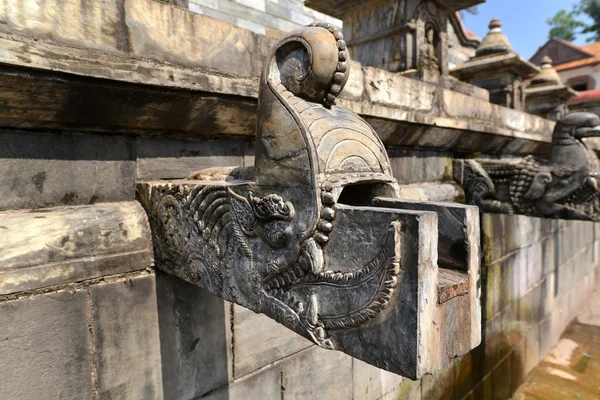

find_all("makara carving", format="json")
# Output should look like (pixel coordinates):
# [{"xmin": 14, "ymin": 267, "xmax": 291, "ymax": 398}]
[
  {"xmin": 454, "ymin": 112, "xmax": 600, "ymax": 220},
  {"xmin": 138, "ymin": 24, "xmax": 481, "ymax": 379}
]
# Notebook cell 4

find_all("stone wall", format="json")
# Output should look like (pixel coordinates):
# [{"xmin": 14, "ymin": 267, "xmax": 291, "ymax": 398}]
[
  {"xmin": 186, "ymin": 0, "xmax": 341, "ymax": 37},
  {"xmin": 0, "ymin": 1, "xmax": 599, "ymax": 399}
]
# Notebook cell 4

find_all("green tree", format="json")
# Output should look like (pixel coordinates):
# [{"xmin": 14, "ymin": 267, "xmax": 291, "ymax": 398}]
[
  {"xmin": 547, "ymin": 0, "xmax": 600, "ymax": 42},
  {"xmin": 547, "ymin": 9, "xmax": 582, "ymax": 41},
  {"xmin": 578, "ymin": 0, "xmax": 600, "ymax": 42}
]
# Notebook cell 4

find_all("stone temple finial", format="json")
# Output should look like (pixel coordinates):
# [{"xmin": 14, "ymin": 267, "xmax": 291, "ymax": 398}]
[
  {"xmin": 476, "ymin": 17, "xmax": 512, "ymax": 57},
  {"xmin": 489, "ymin": 17, "xmax": 502, "ymax": 31},
  {"xmin": 531, "ymin": 55, "xmax": 561, "ymax": 85}
]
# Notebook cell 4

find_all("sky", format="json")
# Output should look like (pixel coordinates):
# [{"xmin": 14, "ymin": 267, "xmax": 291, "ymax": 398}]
[{"xmin": 461, "ymin": 0, "xmax": 592, "ymax": 60}]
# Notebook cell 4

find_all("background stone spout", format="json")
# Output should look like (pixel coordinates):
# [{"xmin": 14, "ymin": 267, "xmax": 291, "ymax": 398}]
[
  {"xmin": 138, "ymin": 24, "xmax": 481, "ymax": 379},
  {"xmin": 455, "ymin": 112, "xmax": 600, "ymax": 220}
]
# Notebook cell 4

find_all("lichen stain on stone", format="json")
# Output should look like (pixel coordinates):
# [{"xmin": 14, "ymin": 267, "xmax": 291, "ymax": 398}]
[{"xmin": 31, "ymin": 171, "xmax": 46, "ymax": 193}]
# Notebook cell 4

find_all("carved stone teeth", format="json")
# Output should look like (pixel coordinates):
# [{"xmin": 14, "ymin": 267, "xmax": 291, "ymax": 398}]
[
  {"xmin": 318, "ymin": 220, "xmax": 333, "ymax": 232},
  {"xmin": 294, "ymin": 265, "xmax": 305, "ymax": 277},
  {"xmin": 322, "ymin": 191, "xmax": 336, "ymax": 205},
  {"xmin": 339, "ymin": 51, "xmax": 348, "ymax": 61},
  {"xmin": 315, "ymin": 326, "xmax": 326, "ymax": 340},
  {"xmin": 336, "ymin": 40, "xmax": 347, "ymax": 51},
  {"xmin": 314, "ymin": 232, "xmax": 329, "ymax": 244},
  {"xmin": 321, "ymin": 207, "xmax": 335, "ymax": 220},
  {"xmin": 326, "ymin": 93, "xmax": 336, "ymax": 103},
  {"xmin": 333, "ymin": 273, "xmax": 343, "ymax": 282},
  {"xmin": 333, "ymin": 31, "xmax": 343, "ymax": 40},
  {"xmin": 307, "ymin": 294, "xmax": 319, "ymax": 326},
  {"xmin": 337, "ymin": 62, "xmax": 347, "ymax": 72}
]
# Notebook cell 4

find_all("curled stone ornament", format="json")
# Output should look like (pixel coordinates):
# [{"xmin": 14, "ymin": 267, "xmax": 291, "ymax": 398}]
[
  {"xmin": 455, "ymin": 112, "xmax": 600, "ymax": 221},
  {"xmin": 138, "ymin": 24, "xmax": 481, "ymax": 379}
]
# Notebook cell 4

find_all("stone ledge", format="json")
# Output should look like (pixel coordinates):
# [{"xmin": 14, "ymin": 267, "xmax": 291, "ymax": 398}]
[
  {"xmin": 0, "ymin": 201, "xmax": 154, "ymax": 295},
  {"xmin": 0, "ymin": 0, "xmax": 573, "ymax": 156}
]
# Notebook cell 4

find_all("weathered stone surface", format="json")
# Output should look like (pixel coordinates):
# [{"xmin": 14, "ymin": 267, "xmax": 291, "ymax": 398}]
[
  {"xmin": 0, "ymin": 0, "xmax": 567, "ymax": 158},
  {"xmin": 0, "ymin": 130, "xmax": 135, "ymax": 210},
  {"xmin": 90, "ymin": 274, "xmax": 163, "ymax": 399},
  {"xmin": 136, "ymin": 136, "xmax": 249, "ymax": 180},
  {"xmin": 281, "ymin": 346, "xmax": 353, "ymax": 399},
  {"xmin": 0, "ymin": 290, "xmax": 92, "ymax": 399},
  {"xmin": 155, "ymin": 271, "xmax": 232, "ymax": 399},
  {"xmin": 202, "ymin": 363, "xmax": 281, "ymax": 400},
  {"xmin": 234, "ymin": 304, "xmax": 312, "ymax": 377},
  {"xmin": 138, "ymin": 24, "xmax": 481, "ymax": 379},
  {"xmin": 455, "ymin": 113, "xmax": 600, "ymax": 221},
  {"xmin": 0, "ymin": 201, "xmax": 153, "ymax": 295}
]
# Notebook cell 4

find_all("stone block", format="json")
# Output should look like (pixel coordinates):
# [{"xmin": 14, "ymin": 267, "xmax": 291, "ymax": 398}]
[
  {"xmin": 136, "ymin": 136, "xmax": 247, "ymax": 180},
  {"xmin": 485, "ymin": 262, "xmax": 501, "ymax": 321},
  {"xmin": 0, "ymin": 130, "xmax": 135, "ymax": 210},
  {"xmin": 481, "ymin": 213, "xmax": 505, "ymax": 265},
  {"xmin": 201, "ymin": 7, "xmax": 238, "ymax": 24},
  {"xmin": 190, "ymin": 0, "xmax": 218, "ymax": 9},
  {"xmin": 281, "ymin": 346, "xmax": 353, "ymax": 399},
  {"xmin": 518, "ymin": 284, "xmax": 543, "ymax": 325},
  {"xmin": 526, "ymin": 241, "xmax": 543, "ymax": 290},
  {"xmin": 0, "ymin": 290, "xmax": 92, "ymax": 399},
  {"xmin": 265, "ymin": 0, "xmax": 291, "ymax": 19},
  {"xmin": 233, "ymin": 304, "xmax": 312, "ymax": 377},
  {"xmin": 0, "ymin": 202, "xmax": 153, "ymax": 295},
  {"xmin": 237, "ymin": 18, "xmax": 267, "ymax": 35},
  {"xmin": 509, "ymin": 347, "xmax": 527, "ymax": 395},
  {"xmin": 490, "ymin": 355, "xmax": 511, "ymax": 400},
  {"xmin": 90, "ymin": 274, "xmax": 163, "ymax": 399},
  {"xmin": 540, "ymin": 273, "xmax": 556, "ymax": 319},
  {"xmin": 421, "ymin": 360, "xmax": 455, "ymax": 400},
  {"xmin": 523, "ymin": 324, "xmax": 540, "ymax": 376},
  {"xmin": 352, "ymin": 359, "xmax": 405, "ymax": 400},
  {"xmin": 237, "ymin": 0, "xmax": 266, "ymax": 12},
  {"xmin": 199, "ymin": 362, "xmax": 281, "ymax": 400},
  {"xmin": 385, "ymin": 378, "xmax": 421, "ymax": 400},
  {"xmin": 473, "ymin": 374, "xmax": 493, "ymax": 400},
  {"xmin": 483, "ymin": 314, "xmax": 504, "ymax": 375},
  {"xmin": 541, "ymin": 236, "xmax": 557, "ymax": 277},
  {"xmin": 155, "ymin": 272, "xmax": 232, "ymax": 400}
]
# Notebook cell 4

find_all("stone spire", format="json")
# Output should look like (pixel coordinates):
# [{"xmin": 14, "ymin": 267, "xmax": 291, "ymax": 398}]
[
  {"xmin": 476, "ymin": 18, "xmax": 512, "ymax": 57},
  {"xmin": 530, "ymin": 56, "xmax": 562, "ymax": 85}
]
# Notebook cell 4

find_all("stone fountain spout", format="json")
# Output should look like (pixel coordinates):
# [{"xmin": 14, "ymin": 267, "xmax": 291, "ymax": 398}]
[
  {"xmin": 138, "ymin": 24, "xmax": 481, "ymax": 379},
  {"xmin": 455, "ymin": 112, "xmax": 600, "ymax": 220}
]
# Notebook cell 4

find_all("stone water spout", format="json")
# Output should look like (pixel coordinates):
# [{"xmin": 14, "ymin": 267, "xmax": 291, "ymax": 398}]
[
  {"xmin": 138, "ymin": 24, "xmax": 481, "ymax": 379},
  {"xmin": 454, "ymin": 112, "xmax": 600, "ymax": 220}
]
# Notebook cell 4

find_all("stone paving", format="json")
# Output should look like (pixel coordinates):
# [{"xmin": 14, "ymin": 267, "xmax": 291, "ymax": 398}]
[{"xmin": 513, "ymin": 290, "xmax": 600, "ymax": 400}]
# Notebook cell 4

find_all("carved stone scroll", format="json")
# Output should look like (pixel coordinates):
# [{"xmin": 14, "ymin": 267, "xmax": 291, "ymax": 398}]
[
  {"xmin": 137, "ymin": 24, "xmax": 481, "ymax": 379},
  {"xmin": 454, "ymin": 112, "xmax": 600, "ymax": 220}
]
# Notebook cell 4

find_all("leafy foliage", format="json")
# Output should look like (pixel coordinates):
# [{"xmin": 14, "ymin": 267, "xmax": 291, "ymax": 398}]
[
  {"xmin": 547, "ymin": 0, "xmax": 600, "ymax": 42},
  {"xmin": 547, "ymin": 9, "xmax": 583, "ymax": 41}
]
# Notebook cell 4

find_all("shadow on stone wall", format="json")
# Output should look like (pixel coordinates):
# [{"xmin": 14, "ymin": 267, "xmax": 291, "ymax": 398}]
[{"xmin": 155, "ymin": 271, "xmax": 232, "ymax": 400}]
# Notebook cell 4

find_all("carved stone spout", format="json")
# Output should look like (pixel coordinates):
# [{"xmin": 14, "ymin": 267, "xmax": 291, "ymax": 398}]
[
  {"xmin": 454, "ymin": 112, "xmax": 600, "ymax": 220},
  {"xmin": 137, "ymin": 24, "xmax": 481, "ymax": 379}
]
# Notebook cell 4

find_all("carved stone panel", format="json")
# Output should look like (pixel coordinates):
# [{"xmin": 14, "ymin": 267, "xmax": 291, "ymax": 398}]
[
  {"xmin": 454, "ymin": 112, "xmax": 600, "ymax": 220},
  {"xmin": 138, "ymin": 24, "xmax": 481, "ymax": 379}
]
